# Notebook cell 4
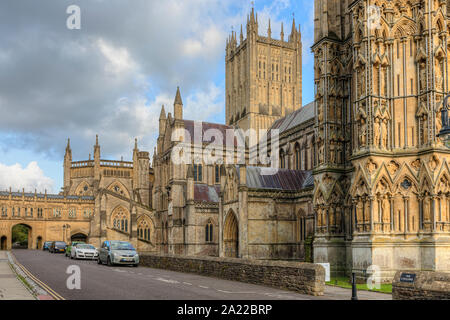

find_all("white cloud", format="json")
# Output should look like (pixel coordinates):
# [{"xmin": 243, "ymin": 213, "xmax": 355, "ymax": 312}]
[{"xmin": 0, "ymin": 162, "xmax": 54, "ymax": 194}]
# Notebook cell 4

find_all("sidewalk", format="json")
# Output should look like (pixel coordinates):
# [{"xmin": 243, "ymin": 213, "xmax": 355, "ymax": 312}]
[
  {"xmin": 0, "ymin": 251, "xmax": 35, "ymax": 300},
  {"xmin": 324, "ymin": 285, "xmax": 392, "ymax": 300}
]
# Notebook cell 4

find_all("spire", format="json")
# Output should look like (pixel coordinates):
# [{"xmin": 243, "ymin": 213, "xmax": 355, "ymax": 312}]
[
  {"xmin": 240, "ymin": 24, "xmax": 243, "ymax": 43},
  {"xmin": 95, "ymin": 134, "xmax": 99, "ymax": 147},
  {"xmin": 291, "ymin": 15, "xmax": 297, "ymax": 35},
  {"xmin": 64, "ymin": 138, "xmax": 72, "ymax": 161},
  {"xmin": 174, "ymin": 86, "xmax": 183, "ymax": 106},
  {"xmin": 160, "ymin": 105, "xmax": 166, "ymax": 119},
  {"xmin": 174, "ymin": 87, "xmax": 183, "ymax": 119},
  {"xmin": 281, "ymin": 22, "xmax": 284, "ymax": 42},
  {"xmin": 134, "ymin": 138, "xmax": 138, "ymax": 150},
  {"xmin": 250, "ymin": 6, "xmax": 255, "ymax": 24},
  {"xmin": 268, "ymin": 19, "xmax": 271, "ymax": 38}
]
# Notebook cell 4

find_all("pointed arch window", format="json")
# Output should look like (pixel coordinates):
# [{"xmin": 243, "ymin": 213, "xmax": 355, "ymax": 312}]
[
  {"xmin": 280, "ymin": 150, "xmax": 286, "ymax": 169},
  {"xmin": 205, "ymin": 221, "xmax": 213, "ymax": 243},
  {"xmin": 111, "ymin": 207, "xmax": 130, "ymax": 233},
  {"xmin": 193, "ymin": 164, "xmax": 203, "ymax": 182},
  {"xmin": 295, "ymin": 144, "xmax": 301, "ymax": 170},
  {"xmin": 138, "ymin": 219, "xmax": 151, "ymax": 242}
]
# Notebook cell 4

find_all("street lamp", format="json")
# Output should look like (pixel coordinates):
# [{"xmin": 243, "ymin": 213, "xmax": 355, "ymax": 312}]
[{"xmin": 437, "ymin": 95, "xmax": 450, "ymax": 147}]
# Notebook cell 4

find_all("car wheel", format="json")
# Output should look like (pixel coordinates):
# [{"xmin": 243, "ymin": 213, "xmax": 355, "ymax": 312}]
[
  {"xmin": 133, "ymin": 264, "xmax": 138, "ymax": 268},
  {"xmin": 107, "ymin": 256, "xmax": 113, "ymax": 266},
  {"xmin": 70, "ymin": 254, "xmax": 74, "ymax": 260}
]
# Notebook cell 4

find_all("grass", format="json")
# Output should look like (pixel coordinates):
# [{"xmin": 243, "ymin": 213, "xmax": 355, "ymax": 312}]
[
  {"xmin": 326, "ymin": 277, "xmax": 392, "ymax": 294},
  {"xmin": 17, "ymin": 274, "xmax": 34, "ymax": 292}
]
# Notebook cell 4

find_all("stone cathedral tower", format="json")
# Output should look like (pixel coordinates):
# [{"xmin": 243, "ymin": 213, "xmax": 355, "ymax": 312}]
[
  {"xmin": 226, "ymin": 8, "xmax": 302, "ymax": 133},
  {"xmin": 313, "ymin": 0, "xmax": 450, "ymax": 280}
]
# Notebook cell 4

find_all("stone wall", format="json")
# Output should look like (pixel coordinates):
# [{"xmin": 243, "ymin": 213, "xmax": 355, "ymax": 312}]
[
  {"xmin": 392, "ymin": 271, "xmax": 450, "ymax": 300},
  {"xmin": 140, "ymin": 254, "xmax": 325, "ymax": 296}
]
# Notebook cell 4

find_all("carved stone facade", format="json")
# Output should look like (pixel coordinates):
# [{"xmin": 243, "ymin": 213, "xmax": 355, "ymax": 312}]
[
  {"xmin": 0, "ymin": 137, "xmax": 157, "ymax": 253},
  {"xmin": 313, "ymin": 0, "xmax": 450, "ymax": 281},
  {"xmin": 226, "ymin": 8, "xmax": 302, "ymax": 133},
  {"xmin": 153, "ymin": 88, "xmax": 229, "ymax": 256}
]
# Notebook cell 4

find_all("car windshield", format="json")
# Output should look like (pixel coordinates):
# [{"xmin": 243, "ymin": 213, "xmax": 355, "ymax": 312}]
[
  {"xmin": 77, "ymin": 244, "xmax": 95, "ymax": 249},
  {"xmin": 55, "ymin": 242, "xmax": 66, "ymax": 246},
  {"xmin": 110, "ymin": 242, "xmax": 135, "ymax": 251}
]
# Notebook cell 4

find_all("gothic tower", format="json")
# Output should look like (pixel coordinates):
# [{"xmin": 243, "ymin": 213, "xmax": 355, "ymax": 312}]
[
  {"xmin": 226, "ymin": 8, "xmax": 303, "ymax": 134},
  {"xmin": 312, "ymin": 0, "xmax": 353, "ymax": 277},
  {"xmin": 313, "ymin": 0, "xmax": 450, "ymax": 280}
]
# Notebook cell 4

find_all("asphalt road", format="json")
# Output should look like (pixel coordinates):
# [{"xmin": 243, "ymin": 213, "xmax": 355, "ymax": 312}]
[{"xmin": 12, "ymin": 249, "xmax": 326, "ymax": 300}]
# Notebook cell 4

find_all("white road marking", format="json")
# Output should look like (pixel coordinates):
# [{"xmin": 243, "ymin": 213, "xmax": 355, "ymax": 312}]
[
  {"xmin": 156, "ymin": 277, "xmax": 180, "ymax": 284},
  {"xmin": 183, "ymin": 282, "xmax": 192, "ymax": 286},
  {"xmin": 216, "ymin": 289, "xmax": 258, "ymax": 294},
  {"xmin": 199, "ymin": 285, "xmax": 209, "ymax": 289}
]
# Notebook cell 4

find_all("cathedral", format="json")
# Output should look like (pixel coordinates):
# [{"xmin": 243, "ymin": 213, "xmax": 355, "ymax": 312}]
[{"xmin": 2, "ymin": 1, "xmax": 450, "ymax": 282}]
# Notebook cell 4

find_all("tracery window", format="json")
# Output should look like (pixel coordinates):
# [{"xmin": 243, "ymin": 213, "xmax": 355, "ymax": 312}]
[
  {"xmin": 138, "ymin": 219, "xmax": 151, "ymax": 242},
  {"xmin": 111, "ymin": 207, "xmax": 130, "ymax": 233}
]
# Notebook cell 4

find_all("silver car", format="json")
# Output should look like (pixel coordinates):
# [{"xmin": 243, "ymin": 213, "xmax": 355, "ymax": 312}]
[{"xmin": 97, "ymin": 240, "xmax": 139, "ymax": 267}]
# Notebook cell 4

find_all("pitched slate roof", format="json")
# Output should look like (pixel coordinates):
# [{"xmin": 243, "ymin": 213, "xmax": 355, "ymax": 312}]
[
  {"xmin": 269, "ymin": 101, "xmax": 314, "ymax": 134},
  {"xmin": 239, "ymin": 166, "xmax": 313, "ymax": 191},
  {"xmin": 194, "ymin": 184, "xmax": 220, "ymax": 203},
  {"xmin": 182, "ymin": 120, "xmax": 236, "ymax": 146}
]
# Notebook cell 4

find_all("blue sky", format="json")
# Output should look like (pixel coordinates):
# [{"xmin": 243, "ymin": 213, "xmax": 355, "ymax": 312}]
[{"xmin": 0, "ymin": 0, "xmax": 315, "ymax": 194}]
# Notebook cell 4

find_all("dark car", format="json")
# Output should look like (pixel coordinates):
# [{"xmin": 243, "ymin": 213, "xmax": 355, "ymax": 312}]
[
  {"xmin": 43, "ymin": 241, "xmax": 52, "ymax": 251},
  {"xmin": 49, "ymin": 241, "xmax": 67, "ymax": 253}
]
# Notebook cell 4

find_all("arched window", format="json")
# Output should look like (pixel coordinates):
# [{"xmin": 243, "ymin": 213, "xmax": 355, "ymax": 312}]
[
  {"xmin": 111, "ymin": 206, "xmax": 130, "ymax": 234},
  {"xmin": 295, "ymin": 143, "xmax": 301, "ymax": 170},
  {"xmin": 205, "ymin": 221, "xmax": 213, "ymax": 242},
  {"xmin": 280, "ymin": 150, "xmax": 285, "ymax": 169},
  {"xmin": 193, "ymin": 164, "xmax": 203, "ymax": 182},
  {"xmin": 138, "ymin": 218, "xmax": 151, "ymax": 242},
  {"xmin": 215, "ymin": 165, "xmax": 220, "ymax": 184}
]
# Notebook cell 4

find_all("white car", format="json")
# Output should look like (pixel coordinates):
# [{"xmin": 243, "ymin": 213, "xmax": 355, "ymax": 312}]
[{"xmin": 71, "ymin": 243, "xmax": 99, "ymax": 260}]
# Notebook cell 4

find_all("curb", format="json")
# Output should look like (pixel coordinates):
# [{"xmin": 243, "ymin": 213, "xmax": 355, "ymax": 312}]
[{"xmin": 7, "ymin": 251, "xmax": 64, "ymax": 300}]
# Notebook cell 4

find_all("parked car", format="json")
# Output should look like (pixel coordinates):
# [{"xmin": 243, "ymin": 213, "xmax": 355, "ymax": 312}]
[
  {"xmin": 71, "ymin": 243, "xmax": 98, "ymax": 260},
  {"xmin": 42, "ymin": 241, "xmax": 52, "ymax": 251},
  {"xmin": 97, "ymin": 240, "xmax": 139, "ymax": 267},
  {"xmin": 49, "ymin": 241, "xmax": 67, "ymax": 253},
  {"xmin": 65, "ymin": 241, "xmax": 85, "ymax": 257}
]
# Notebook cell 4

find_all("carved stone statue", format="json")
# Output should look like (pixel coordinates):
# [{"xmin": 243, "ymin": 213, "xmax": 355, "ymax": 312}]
[
  {"xmin": 381, "ymin": 118, "xmax": 388, "ymax": 149},
  {"xmin": 374, "ymin": 118, "xmax": 381, "ymax": 148}
]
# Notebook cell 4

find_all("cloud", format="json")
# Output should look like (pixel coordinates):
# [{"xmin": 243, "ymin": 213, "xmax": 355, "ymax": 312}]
[
  {"xmin": 0, "ymin": 162, "xmax": 54, "ymax": 193},
  {"xmin": 0, "ymin": 0, "xmax": 310, "ymax": 169}
]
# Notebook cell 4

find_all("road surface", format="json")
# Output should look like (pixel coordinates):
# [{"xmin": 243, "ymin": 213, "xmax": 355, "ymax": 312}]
[
  {"xmin": 12, "ymin": 249, "xmax": 325, "ymax": 300},
  {"xmin": 12, "ymin": 250, "xmax": 391, "ymax": 300}
]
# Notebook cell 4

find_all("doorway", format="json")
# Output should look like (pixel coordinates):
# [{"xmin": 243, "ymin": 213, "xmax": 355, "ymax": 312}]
[
  {"xmin": 223, "ymin": 210, "xmax": 238, "ymax": 258},
  {"xmin": 0, "ymin": 236, "xmax": 7, "ymax": 250}
]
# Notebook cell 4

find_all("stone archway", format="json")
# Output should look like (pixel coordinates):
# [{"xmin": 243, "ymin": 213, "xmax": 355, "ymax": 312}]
[
  {"xmin": 11, "ymin": 224, "xmax": 32, "ymax": 249},
  {"xmin": 1, "ymin": 236, "xmax": 7, "ymax": 250},
  {"xmin": 223, "ymin": 210, "xmax": 239, "ymax": 258},
  {"xmin": 71, "ymin": 233, "xmax": 88, "ymax": 243}
]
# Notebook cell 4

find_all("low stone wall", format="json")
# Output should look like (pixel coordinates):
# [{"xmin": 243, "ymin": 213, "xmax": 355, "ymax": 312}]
[
  {"xmin": 140, "ymin": 254, "xmax": 325, "ymax": 296},
  {"xmin": 392, "ymin": 271, "xmax": 450, "ymax": 300}
]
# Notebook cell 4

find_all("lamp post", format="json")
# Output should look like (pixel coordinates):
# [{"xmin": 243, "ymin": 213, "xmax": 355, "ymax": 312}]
[{"xmin": 437, "ymin": 95, "xmax": 450, "ymax": 147}]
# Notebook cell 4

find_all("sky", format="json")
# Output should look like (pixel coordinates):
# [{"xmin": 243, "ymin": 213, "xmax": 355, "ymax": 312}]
[{"xmin": 0, "ymin": 0, "xmax": 315, "ymax": 194}]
